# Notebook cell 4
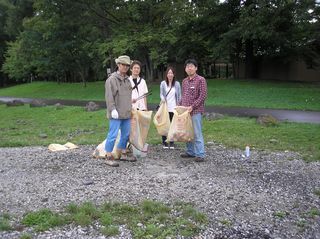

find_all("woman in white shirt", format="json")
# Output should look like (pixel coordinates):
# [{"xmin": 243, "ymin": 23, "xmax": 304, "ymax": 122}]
[
  {"xmin": 129, "ymin": 60, "xmax": 148, "ymax": 110},
  {"xmin": 159, "ymin": 66, "xmax": 181, "ymax": 149}
]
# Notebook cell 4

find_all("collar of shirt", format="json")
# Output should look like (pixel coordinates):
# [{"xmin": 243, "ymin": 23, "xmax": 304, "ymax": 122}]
[
  {"xmin": 116, "ymin": 71, "xmax": 128, "ymax": 80},
  {"xmin": 188, "ymin": 74, "xmax": 198, "ymax": 81}
]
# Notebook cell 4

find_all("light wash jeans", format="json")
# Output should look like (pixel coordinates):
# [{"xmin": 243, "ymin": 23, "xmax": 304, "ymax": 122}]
[
  {"xmin": 186, "ymin": 113, "xmax": 205, "ymax": 158},
  {"xmin": 105, "ymin": 118, "xmax": 131, "ymax": 152}
]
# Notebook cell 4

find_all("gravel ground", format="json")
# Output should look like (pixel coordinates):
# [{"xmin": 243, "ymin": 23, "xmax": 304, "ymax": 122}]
[{"xmin": 0, "ymin": 143, "xmax": 319, "ymax": 239}]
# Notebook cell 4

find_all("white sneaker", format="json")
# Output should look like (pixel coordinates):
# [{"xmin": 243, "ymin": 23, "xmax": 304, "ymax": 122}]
[
  {"xmin": 162, "ymin": 143, "xmax": 169, "ymax": 149},
  {"xmin": 169, "ymin": 146, "xmax": 175, "ymax": 149}
]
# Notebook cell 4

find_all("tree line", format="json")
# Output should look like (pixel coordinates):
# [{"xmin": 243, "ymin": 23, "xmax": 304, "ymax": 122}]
[{"xmin": 0, "ymin": 0, "xmax": 319, "ymax": 86}]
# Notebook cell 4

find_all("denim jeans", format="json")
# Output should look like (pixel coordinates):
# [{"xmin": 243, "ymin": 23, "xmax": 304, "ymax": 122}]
[
  {"xmin": 105, "ymin": 118, "xmax": 131, "ymax": 152},
  {"xmin": 186, "ymin": 113, "xmax": 205, "ymax": 158}
]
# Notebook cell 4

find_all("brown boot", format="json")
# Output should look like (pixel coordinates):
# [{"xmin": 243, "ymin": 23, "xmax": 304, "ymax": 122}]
[
  {"xmin": 105, "ymin": 154, "xmax": 119, "ymax": 167},
  {"xmin": 120, "ymin": 152, "xmax": 137, "ymax": 162}
]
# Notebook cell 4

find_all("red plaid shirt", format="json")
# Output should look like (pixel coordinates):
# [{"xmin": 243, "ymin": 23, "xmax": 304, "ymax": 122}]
[{"xmin": 180, "ymin": 74, "xmax": 207, "ymax": 115}]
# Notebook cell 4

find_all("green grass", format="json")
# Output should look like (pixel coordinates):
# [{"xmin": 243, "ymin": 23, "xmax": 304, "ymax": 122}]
[
  {"xmin": 21, "ymin": 209, "xmax": 68, "ymax": 232},
  {"xmin": 0, "ymin": 79, "xmax": 319, "ymax": 110},
  {"xmin": 18, "ymin": 200, "xmax": 207, "ymax": 238},
  {"xmin": 273, "ymin": 211, "xmax": 289, "ymax": 219},
  {"xmin": 0, "ymin": 214, "xmax": 12, "ymax": 231},
  {"xmin": 0, "ymin": 104, "xmax": 319, "ymax": 161}
]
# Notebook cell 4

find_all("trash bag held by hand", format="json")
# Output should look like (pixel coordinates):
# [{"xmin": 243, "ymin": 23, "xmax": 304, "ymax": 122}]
[
  {"xmin": 153, "ymin": 101, "xmax": 170, "ymax": 136},
  {"xmin": 167, "ymin": 106, "xmax": 194, "ymax": 142},
  {"xmin": 130, "ymin": 109, "xmax": 152, "ymax": 151}
]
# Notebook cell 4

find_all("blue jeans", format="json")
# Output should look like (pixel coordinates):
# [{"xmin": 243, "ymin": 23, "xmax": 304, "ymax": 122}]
[
  {"xmin": 105, "ymin": 118, "xmax": 131, "ymax": 152},
  {"xmin": 186, "ymin": 113, "xmax": 205, "ymax": 158}
]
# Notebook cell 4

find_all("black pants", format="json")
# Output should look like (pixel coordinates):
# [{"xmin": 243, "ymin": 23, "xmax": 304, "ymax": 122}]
[{"xmin": 162, "ymin": 112, "xmax": 174, "ymax": 145}]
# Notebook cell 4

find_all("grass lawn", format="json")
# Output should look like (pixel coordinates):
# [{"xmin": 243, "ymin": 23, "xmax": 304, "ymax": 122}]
[
  {"xmin": 0, "ymin": 104, "xmax": 319, "ymax": 161},
  {"xmin": 0, "ymin": 79, "xmax": 319, "ymax": 110}
]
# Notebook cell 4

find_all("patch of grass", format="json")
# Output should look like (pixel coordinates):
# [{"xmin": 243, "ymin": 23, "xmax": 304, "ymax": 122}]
[
  {"xmin": 100, "ymin": 225, "xmax": 119, "ymax": 237},
  {"xmin": 73, "ymin": 212, "xmax": 92, "ymax": 226},
  {"xmin": 21, "ymin": 209, "xmax": 68, "ymax": 232},
  {"xmin": 313, "ymin": 189, "xmax": 320, "ymax": 197},
  {"xmin": 1, "ymin": 105, "xmax": 319, "ymax": 161},
  {"xmin": 307, "ymin": 208, "xmax": 320, "ymax": 219},
  {"xmin": 296, "ymin": 219, "xmax": 308, "ymax": 230},
  {"xmin": 0, "ymin": 214, "xmax": 12, "ymax": 231},
  {"xmin": 219, "ymin": 219, "xmax": 232, "ymax": 227},
  {"xmin": 20, "ymin": 233, "xmax": 32, "ymax": 239},
  {"xmin": 16, "ymin": 200, "xmax": 207, "ymax": 238},
  {"xmin": 273, "ymin": 211, "xmax": 289, "ymax": 219},
  {"xmin": 99, "ymin": 212, "xmax": 113, "ymax": 226}
]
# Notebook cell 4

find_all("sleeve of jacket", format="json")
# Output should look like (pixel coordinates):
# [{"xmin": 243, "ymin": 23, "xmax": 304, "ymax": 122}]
[
  {"xmin": 176, "ymin": 81, "xmax": 182, "ymax": 105},
  {"xmin": 105, "ymin": 77, "xmax": 117, "ymax": 111},
  {"xmin": 160, "ymin": 81, "xmax": 165, "ymax": 101}
]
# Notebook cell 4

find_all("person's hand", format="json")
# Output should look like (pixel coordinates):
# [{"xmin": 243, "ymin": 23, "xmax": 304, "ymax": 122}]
[
  {"xmin": 187, "ymin": 106, "xmax": 193, "ymax": 113},
  {"xmin": 111, "ymin": 109, "xmax": 119, "ymax": 119}
]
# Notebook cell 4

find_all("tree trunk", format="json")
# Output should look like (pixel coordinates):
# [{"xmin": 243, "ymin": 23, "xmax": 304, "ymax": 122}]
[
  {"xmin": 145, "ymin": 54, "xmax": 153, "ymax": 82},
  {"xmin": 245, "ymin": 40, "xmax": 254, "ymax": 79}
]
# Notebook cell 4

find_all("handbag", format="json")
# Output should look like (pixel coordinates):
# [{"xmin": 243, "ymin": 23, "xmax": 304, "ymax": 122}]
[{"xmin": 156, "ymin": 85, "xmax": 173, "ymax": 110}]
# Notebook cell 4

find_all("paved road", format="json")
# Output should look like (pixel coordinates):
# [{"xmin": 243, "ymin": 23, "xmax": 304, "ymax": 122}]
[{"xmin": 1, "ymin": 96, "xmax": 320, "ymax": 123}]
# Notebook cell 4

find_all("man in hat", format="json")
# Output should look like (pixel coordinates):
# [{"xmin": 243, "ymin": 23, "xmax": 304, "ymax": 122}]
[{"xmin": 104, "ymin": 55, "xmax": 136, "ymax": 166}]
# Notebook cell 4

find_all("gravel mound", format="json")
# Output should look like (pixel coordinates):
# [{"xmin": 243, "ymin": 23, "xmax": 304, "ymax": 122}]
[{"xmin": 0, "ymin": 144, "xmax": 319, "ymax": 239}]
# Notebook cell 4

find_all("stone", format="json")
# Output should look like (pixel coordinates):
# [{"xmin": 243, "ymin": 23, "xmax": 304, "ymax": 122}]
[
  {"xmin": 256, "ymin": 114, "xmax": 279, "ymax": 126},
  {"xmin": 30, "ymin": 99, "xmax": 47, "ymax": 107},
  {"xmin": 55, "ymin": 103, "xmax": 64, "ymax": 110},
  {"xmin": 84, "ymin": 101, "xmax": 100, "ymax": 111},
  {"xmin": 39, "ymin": 133, "xmax": 48, "ymax": 138},
  {"xmin": 203, "ymin": 112, "xmax": 224, "ymax": 121},
  {"xmin": 6, "ymin": 100, "xmax": 24, "ymax": 107}
]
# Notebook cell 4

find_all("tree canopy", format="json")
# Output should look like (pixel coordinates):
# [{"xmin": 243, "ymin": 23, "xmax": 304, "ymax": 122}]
[{"xmin": 0, "ymin": 0, "xmax": 319, "ymax": 85}]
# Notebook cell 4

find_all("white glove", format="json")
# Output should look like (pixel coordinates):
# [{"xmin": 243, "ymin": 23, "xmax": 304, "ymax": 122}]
[{"xmin": 111, "ymin": 109, "xmax": 119, "ymax": 119}]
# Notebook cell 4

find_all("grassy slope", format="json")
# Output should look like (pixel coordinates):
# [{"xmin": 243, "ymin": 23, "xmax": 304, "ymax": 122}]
[{"xmin": 0, "ymin": 80, "xmax": 319, "ymax": 110}]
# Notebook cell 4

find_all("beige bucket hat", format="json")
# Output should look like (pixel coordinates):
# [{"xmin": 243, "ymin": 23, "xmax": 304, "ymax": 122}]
[{"xmin": 115, "ymin": 55, "xmax": 132, "ymax": 65}]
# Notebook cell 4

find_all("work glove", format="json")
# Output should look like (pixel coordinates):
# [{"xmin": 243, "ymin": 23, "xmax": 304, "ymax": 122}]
[{"xmin": 111, "ymin": 109, "xmax": 119, "ymax": 119}]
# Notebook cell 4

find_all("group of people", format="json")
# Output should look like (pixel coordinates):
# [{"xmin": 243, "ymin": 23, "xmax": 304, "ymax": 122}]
[{"xmin": 104, "ymin": 55, "xmax": 207, "ymax": 167}]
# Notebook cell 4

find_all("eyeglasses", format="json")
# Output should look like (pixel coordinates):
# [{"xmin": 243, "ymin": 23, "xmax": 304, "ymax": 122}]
[{"xmin": 120, "ymin": 64, "xmax": 130, "ymax": 67}]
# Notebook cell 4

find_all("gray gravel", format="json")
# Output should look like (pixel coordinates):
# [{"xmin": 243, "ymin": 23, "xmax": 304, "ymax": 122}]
[{"xmin": 0, "ymin": 144, "xmax": 319, "ymax": 239}]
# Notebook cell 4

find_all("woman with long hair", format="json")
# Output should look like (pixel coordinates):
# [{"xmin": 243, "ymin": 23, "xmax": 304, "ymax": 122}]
[{"xmin": 159, "ymin": 66, "xmax": 181, "ymax": 149}]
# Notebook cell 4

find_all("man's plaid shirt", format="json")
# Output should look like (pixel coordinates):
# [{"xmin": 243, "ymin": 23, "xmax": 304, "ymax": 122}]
[{"xmin": 180, "ymin": 74, "xmax": 207, "ymax": 116}]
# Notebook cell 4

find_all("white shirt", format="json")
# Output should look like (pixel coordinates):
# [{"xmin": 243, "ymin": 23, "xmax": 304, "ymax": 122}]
[
  {"xmin": 129, "ymin": 76, "xmax": 148, "ymax": 110},
  {"xmin": 166, "ymin": 85, "xmax": 176, "ymax": 112}
]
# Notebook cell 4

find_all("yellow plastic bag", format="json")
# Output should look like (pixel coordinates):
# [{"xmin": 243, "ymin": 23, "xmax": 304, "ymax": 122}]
[
  {"xmin": 153, "ymin": 101, "xmax": 170, "ymax": 136},
  {"xmin": 167, "ymin": 106, "xmax": 194, "ymax": 142},
  {"xmin": 48, "ymin": 142, "xmax": 79, "ymax": 152},
  {"xmin": 92, "ymin": 133, "xmax": 121, "ymax": 159},
  {"xmin": 130, "ymin": 109, "xmax": 153, "ymax": 151}
]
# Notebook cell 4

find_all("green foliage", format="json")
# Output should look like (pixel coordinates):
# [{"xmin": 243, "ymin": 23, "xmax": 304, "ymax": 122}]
[
  {"xmin": 219, "ymin": 219, "xmax": 232, "ymax": 227},
  {"xmin": 19, "ymin": 233, "xmax": 32, "ymax": 239},
  {"xmin": 8, "ymin": 200, "xmax": 207, "ymax": 238},
  {"xmin": 307, "ymin": 208, "xmax": 320, "ymax": 219},
  {"xmin": 1, "ymin": 0, "xmax": 319, "ymax": 83},
  {"xmin": 273, "ymin": 211, "xmax": 289, "ymax": 219},
  {"xmin": 21, "ymin": 209, "xmax": 68, "ymax": 232},
  {"xmin": 100, "ymin": 225, "xmax": 119, "ymax": 237},
  {"xmin": 0, "ymin": 213, "xmax": 12, "ymax": 231},
  {"xmin": 314, "ymin": 189, "xmax": 320, "ymax": 197}
]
